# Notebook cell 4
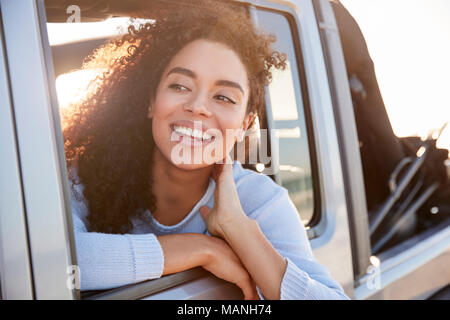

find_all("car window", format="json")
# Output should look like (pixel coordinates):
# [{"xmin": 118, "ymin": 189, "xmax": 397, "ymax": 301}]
[{"xmin": 255, "ymin": 8, "xmax": 319, "ymax": 227}]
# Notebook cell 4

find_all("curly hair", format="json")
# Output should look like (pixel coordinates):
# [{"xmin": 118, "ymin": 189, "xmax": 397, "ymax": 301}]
[{"xmin": 63, "ymin": 0, "xmax": 287, "ymax": 234}]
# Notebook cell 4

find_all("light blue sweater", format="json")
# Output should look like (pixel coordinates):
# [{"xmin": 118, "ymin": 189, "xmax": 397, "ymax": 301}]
[{"xmin": 70, "ymin": 161, "xmax": 350, "ymax": 299}]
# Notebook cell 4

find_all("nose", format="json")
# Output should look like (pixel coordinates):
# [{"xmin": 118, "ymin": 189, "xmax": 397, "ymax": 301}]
[{"xmin": 183, "ymin": 93, "xmax": 212, "ymax": 118}]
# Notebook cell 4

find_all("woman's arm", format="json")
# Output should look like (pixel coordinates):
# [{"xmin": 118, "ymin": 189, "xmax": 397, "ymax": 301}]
[
  {"xmin": 216, "ymin": 207, "xmax": 349, "ymax": 300},
  {"xmin": 72, "ymin": 204, "xmax": 257, "ymax": 298},
  {"xmin": 158, "ymin": 233, "xmax": 259, "ymax": 300},
  {"xmin": 219, "ymin": 215, "xmax": 286, "ymax": 300},
  {"xmin": 200, "ymin": 160, "xmax": 350, "ymax": 300},
  {"xmin": 72, "ymin": 212, "xmax": 164, "ymax": 291}
]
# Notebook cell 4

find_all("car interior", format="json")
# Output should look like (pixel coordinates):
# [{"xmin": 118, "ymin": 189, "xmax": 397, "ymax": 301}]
[{"xmin": 331, "ymin": 0, "xmax": 450, "ymax": 255}]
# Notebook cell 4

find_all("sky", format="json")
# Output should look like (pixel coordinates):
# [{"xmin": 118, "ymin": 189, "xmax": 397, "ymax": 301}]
[{"xmin": 340, "ymin": 0, "xmax": 450, "ymax": 152}]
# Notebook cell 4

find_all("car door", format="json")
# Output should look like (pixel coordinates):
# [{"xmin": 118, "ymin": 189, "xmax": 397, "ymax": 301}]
[
  {"xmin": 0, "ymin": 8, "xmax": 34, "ymax": 300},
  {"xmin": 0, "ymin": 0, "xmax": 78, "ymax": 300}
]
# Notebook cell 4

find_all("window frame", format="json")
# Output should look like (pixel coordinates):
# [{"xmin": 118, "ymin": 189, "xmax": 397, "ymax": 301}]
[
  {"xmin": 0, "ymin": 7, "xmax": 34, "ymax": 299},
  {"xmin": 251, "ymin": 0, "xmax": 354, "ymax": 296},
  {"xmin": 251, "ymin": 5, "xmax": 323, "ymax": 233},
  {"xmin": 311, "ymin": 0, "xmax": 371, "ymax": 281},
  {"xmin": 0, "ymin": 0, "xmax": 77, "ymax": 299}
]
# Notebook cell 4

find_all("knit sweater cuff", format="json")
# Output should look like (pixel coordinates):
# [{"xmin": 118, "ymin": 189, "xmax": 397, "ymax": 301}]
[
  {"xmin": 280, "ymin": 257, "xmax": 311, "ymax": 300},
  {"xmin": 128, "ymin": 233, "xmax": 165, "ymax": 282},
  {"xmin": 255, "ymin": 258, "xmax": 308, "ymax": 300}
]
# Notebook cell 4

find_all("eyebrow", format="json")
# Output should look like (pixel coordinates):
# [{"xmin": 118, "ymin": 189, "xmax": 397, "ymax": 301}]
[
  {"xmin": 166, "ymin": 67, "xmax": 245, "ymax": 95},
  {"xmin": 167, "ymin": 67, "xmax": 196, "ymax": 79}
]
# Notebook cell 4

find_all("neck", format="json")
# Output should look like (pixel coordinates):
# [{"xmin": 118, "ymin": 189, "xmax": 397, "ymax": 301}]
[{"xmin": 150, "ymin": 148, "xmax": 213, "ymax": 225}]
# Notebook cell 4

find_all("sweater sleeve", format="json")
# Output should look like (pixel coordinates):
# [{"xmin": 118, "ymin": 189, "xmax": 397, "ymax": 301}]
[
  {"xmin": 237, "ymin": 170, "xmax": 350, "ymax": 300},
  {"xmin": 70, "ymin": 183, "xmax": 165, "ymax": 291}
]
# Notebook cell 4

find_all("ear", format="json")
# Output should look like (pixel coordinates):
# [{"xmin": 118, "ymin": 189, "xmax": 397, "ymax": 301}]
[
  {"xmin": 238, "ymin": 112, "xmax": 255, "ymax": 142},
  {"xmin": 242, "ymin": 112, "xmax": 255, "ymax": 131}
]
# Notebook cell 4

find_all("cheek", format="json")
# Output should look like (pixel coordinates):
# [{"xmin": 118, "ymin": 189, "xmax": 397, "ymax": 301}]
[
  {"xmin": 217, "ymin": 108, "xmax": 246, "ymax": 131},
  {"xmin": 216, "ymin": 109, "xmax": 246, "ymax": 150},
  {"xmin": 151, "ymin": 117, "xmax": 166, "ymax": 151},
  {"xmin": 153, "ymin": 93, "xmax": 178, "ymax": 118},
  {"xmin": 151, "ymin": 94, "xmax": 177, "ymax": 150}
]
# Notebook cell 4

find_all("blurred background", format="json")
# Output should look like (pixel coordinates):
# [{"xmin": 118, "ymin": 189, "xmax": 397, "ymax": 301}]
[{"xmin": 341, "ymin": 0, "xmax": 450, "ymax": 152}]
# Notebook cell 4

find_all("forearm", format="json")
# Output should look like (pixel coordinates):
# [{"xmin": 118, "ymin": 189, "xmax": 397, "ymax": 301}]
[
  {"xmin": 74, "ymin": 228, "xmax": 209, "ymax": 291},
  {"xmin": 221, "ymin": 216, "xmax": 287, "ymax": 300},
  {"xmin": 157, "ymin": 233, "xmax": 210, "ymax": 276},
  {"xmin": 75, "ymin": 231, "xmax": 164, "ymax": 291}
]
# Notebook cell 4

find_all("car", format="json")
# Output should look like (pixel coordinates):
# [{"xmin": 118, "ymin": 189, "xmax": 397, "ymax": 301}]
[{"xmin": 0, "ymin": 0, "xmax": 448, "ymax": 300}]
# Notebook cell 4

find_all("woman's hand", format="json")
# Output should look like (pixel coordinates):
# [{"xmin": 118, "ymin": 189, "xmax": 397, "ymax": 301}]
[
  {"xmin": 158, "ymin": 233, "xmax": 258, "ymax": 300},
  {"xmin": 198, "ymin": 154, "xmax": 287, "ymax": 300},
  {"xmin": 199, "ymin": 154, "xmax": 249, "ymax": 239},
  {"xmin": 201, "ymin": 236, "xmax": 259, "ymax": 300}
]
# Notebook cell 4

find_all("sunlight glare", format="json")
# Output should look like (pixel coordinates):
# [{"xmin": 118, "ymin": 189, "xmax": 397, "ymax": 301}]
[
  {"xmin": 55, "ymin": 69, "xmax": 103, "ymax": 108},
  {"xmin": 340, "ymin": 0, "xmax": 450, "ymax": 152}
]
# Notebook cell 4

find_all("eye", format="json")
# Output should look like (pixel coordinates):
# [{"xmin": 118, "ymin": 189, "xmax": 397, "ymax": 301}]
[
  {"xmin": 215, "ymin": 95, "xmax": 236, "ymax": 104},
  {"xmin": 169, "ymin": 83, "xmax": 190, "ymax": 92}
]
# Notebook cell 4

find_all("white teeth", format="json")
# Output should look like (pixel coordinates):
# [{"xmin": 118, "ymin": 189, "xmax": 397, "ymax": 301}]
[
  {"xmin": 202, "ymin": 131, "xmax": 212, "ymax": 140},
  {"xmin": 192, "ymin": 129, "xmax": 200, "ymax": 139},
  {"xmin": 173, "ymin": 125, "xmax": 212, "ymax": 141}
]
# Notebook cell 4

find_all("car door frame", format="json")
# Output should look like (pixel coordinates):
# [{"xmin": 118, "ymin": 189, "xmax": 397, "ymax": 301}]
[
  {"xmin": 0, "ymin": 0, "xmax": 78, "ymax": 300},
  {"xmin": 0, "ymin": 6, "xmax": 34, "ymax": 300}
]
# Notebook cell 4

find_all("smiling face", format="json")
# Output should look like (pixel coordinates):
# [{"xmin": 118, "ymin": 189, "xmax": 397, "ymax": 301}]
[{"xmin": 148, "ymin": 39, "xmax": 252, "ymax": 170}]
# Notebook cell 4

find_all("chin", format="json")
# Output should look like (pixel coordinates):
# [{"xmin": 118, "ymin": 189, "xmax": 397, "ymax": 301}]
[
  {"xmin": 171, "ymin": 161, "xmax": 213, "ymax": 171},
  {"xmin": 154, "ymin": 137, "xmax": 225, "ymax": 170}
]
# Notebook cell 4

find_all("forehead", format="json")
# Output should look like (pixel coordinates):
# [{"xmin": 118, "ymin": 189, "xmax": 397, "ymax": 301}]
[{"xmin": 164, "ymin": 39, "xmax": 249, "ymax": 90}]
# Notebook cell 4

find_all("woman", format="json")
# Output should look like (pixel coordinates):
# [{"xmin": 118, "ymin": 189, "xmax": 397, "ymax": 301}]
[{"xmin": 64, "ymin": 0, "xmax": 349, "ymax": 300}]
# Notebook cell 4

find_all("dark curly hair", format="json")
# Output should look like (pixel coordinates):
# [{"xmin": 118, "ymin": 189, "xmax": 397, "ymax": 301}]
[{"xmin": 63, "ymin": 0, "xmax": 287, "ymax": 234}]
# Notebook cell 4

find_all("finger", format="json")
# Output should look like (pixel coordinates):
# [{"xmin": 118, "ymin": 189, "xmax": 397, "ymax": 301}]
[
  {"xmin": 199, "ymin": 206, "xmax": 211, "ymax": 220},
  {"xmin": 241, "ymin": 281, "xmax": 256, "ymax": 301},
  {"xmin": 253, "ymin": 287, "xmax": 260, "ymax": 300},
  {"xmin": 213, "ymin": 153, "xmax": 233, "ymax": 179},
  {"xmin": 235, "ymin": 275, "xmax": 254, "ymax": 301},
  {"xmin": 250, "ymin": 278, "xmax": 260, "ymax": 300},
  {"xmin": 214, "ymin": 157, "xmax": 234, "ymax": 183},
  {"xmin": 222, "ymin": 153, "xmax": 233, "ymax": 173}
]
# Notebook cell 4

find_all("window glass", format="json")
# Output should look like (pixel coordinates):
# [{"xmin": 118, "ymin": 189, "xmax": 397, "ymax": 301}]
[
  {"xmin": 269, "ymin": 61, "xmax": 299, "ymax": 121},
  {"xmin": 256, "ymin": 9, "xmax": 316, "ymax": 226}
]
